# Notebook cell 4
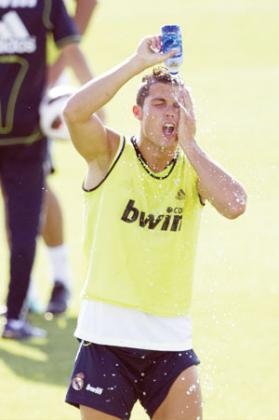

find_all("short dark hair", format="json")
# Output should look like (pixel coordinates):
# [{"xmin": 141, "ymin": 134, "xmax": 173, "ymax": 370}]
[{"xmin": 136, "ymin": 67, "xmax": 182, "ymax": 107}]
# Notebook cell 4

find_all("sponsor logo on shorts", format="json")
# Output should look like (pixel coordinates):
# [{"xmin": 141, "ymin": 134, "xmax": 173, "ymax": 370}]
[
  {"xmin": 86, "ymin": 384, "xmax": 103, "ymax": 395},
  {"xmin": 72, "ymin": 372, "xmax": 85, "ymax": 391}
]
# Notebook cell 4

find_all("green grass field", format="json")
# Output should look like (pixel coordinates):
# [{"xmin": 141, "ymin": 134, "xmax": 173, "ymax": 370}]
[{"xmin": 1, "ymin": 0, "xmax": 279, "ymax": 419}]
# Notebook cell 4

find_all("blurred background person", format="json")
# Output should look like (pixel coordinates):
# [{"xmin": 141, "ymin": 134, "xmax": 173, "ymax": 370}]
[
  {"xmin": 27, "ymin": 0, "xmax": 102, "ymax": 316},
  {"xmin": 0, "ymin": 0, "xmax": 94, "ymax": 339}
]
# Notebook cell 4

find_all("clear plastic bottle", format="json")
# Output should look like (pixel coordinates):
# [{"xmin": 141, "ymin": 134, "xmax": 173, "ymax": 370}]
[{"xmin": 161, "ymin": 24, "xmax": 183, "ymax": 74}]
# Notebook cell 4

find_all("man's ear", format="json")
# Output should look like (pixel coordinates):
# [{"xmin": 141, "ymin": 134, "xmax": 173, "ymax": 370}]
[{"xmin": 133, "ymin": 105, "xmax": 143, "ymax": 120}]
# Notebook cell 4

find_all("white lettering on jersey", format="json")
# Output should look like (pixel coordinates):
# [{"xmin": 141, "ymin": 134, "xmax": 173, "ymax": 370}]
[
  {"xmin": 0, "ymin": 11, "xmax": 36, "ymax": 53},
  {"xmin": 0, "ymin": 0, "xmax": 37, "ymax": 8}
]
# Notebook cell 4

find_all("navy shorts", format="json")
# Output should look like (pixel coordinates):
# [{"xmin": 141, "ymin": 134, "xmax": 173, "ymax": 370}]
[{"xmin": 65, "ymin": 342, "xmax": 200, "ymax": 419}]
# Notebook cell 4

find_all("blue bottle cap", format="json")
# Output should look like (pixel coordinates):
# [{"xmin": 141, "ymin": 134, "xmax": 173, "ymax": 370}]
[{"xmin": 161, "ymin": 24, "xmax": 180, "ymax": 32}]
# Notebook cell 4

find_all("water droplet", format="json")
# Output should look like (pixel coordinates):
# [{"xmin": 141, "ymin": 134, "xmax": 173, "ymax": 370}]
[{"xmin": 186, "ymin": 384, "xmax": 197, "ymax": 395}]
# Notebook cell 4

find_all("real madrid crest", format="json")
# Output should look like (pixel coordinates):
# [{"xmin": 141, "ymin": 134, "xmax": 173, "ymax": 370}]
[{"xmin": 72, "ymin": 372, "xmax": 85, "ymax": 391}]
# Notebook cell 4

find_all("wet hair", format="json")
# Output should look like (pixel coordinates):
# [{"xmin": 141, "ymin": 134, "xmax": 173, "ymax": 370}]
[{"xmin": 136, "ymin": 66, "xmax": 182, "ymax": 107}]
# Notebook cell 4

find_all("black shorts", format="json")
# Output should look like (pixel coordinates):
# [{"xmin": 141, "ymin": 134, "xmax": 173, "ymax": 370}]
[{"xmin": 65, "ymin": 341, "xmax": 200, "ymax": 419}]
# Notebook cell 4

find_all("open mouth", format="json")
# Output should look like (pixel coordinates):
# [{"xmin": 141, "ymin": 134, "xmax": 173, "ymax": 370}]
[{"xmin": 162, "ymin": 123, "xmax": 175, "ymax": 137}]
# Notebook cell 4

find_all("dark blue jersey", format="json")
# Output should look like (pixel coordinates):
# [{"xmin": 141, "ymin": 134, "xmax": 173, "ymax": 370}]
[{"xmin": 0, "ymin": 0, "xmax": 80, "ymax": 145}]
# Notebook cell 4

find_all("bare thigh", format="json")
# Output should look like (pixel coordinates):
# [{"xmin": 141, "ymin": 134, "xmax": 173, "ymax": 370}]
[
  {"xmin": 152, "ymin": 366, "xmax": 202, "ymax": 420},
  {"xmin": 80, "ymin": 405, "xmax": 121, "ymax": 420}
]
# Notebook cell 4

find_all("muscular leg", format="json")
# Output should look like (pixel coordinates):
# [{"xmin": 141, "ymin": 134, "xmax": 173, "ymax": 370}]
[
  {"xmin": 41, "ymin": 183, "xmax": 71, "ymax": 314},
  {"xmin": 26, "ymin": 167, "xmax": 71, "ymax": 314},
  {"xmin": 152, "ymin": 366, "xmax": 203, "ymax": 420},
  {"xmin": 80, "ymin": 405, "xmax": 121, "ymax": 420},
  {"xmin": 26, "ymin": 139, "xmax": 71, "ymax": 314}
]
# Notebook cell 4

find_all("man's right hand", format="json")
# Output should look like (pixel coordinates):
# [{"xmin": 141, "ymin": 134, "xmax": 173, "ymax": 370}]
[{"xmin": 134, "ymin": 35, "xmax": 178, "ymax": 70}]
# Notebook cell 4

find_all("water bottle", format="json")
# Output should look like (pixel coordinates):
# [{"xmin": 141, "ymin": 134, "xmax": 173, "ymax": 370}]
[{"xmin": 161, "ymin": 24, "xmax": 183, "ymax": 74}]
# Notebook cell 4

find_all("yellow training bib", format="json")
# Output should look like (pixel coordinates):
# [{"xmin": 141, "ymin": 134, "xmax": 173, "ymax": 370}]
[{"xmin": 82, "ymin": 137, "xmax": 203, "ymax": 317}]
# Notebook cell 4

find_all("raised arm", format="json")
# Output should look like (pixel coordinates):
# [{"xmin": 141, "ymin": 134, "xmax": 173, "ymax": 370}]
[
  {"xmin": 177, "ymin": 86, "xmax": 247, "ymax": 219},
  {"xmin": 63, "ymin": 36, "xmax": 176, "ymax": 165}
]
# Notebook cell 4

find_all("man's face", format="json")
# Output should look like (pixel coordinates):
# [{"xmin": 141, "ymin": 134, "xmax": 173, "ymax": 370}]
[{"xmin": 136, "ymin": 82, "xmax": 181, "ymax": 149}]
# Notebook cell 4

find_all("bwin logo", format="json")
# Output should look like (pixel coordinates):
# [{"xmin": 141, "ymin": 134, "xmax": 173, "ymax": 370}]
[{"xmin": 121, "ymin": 200, "xmax": 183, "ymax": 232}]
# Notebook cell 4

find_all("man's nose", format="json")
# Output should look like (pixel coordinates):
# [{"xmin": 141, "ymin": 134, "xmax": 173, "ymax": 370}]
[{"xmin": 165, "ymin": 106, "xmax": 175, "ymax": 117}]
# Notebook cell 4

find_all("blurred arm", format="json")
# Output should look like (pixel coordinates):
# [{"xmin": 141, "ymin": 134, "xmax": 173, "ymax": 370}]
[
  {"xmin": 74, "ymin": 0, "xmax": 98, "ymax": 35},
  {"xmin": 48, "ymin": 0, "xmax": 98, "ymax": 86},
  {"xmin": 61, "ymin": 43, "xmax": 93, "ymax": 84},
  {"xmin": 47, "ymin": 42, "xmax": 94, "ymax": 86}
]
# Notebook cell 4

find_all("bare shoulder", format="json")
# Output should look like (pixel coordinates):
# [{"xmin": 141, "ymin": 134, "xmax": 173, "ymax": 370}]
[{"xmin": 84, "ymin": 129, "xmax": 122, "ymax": 191}]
